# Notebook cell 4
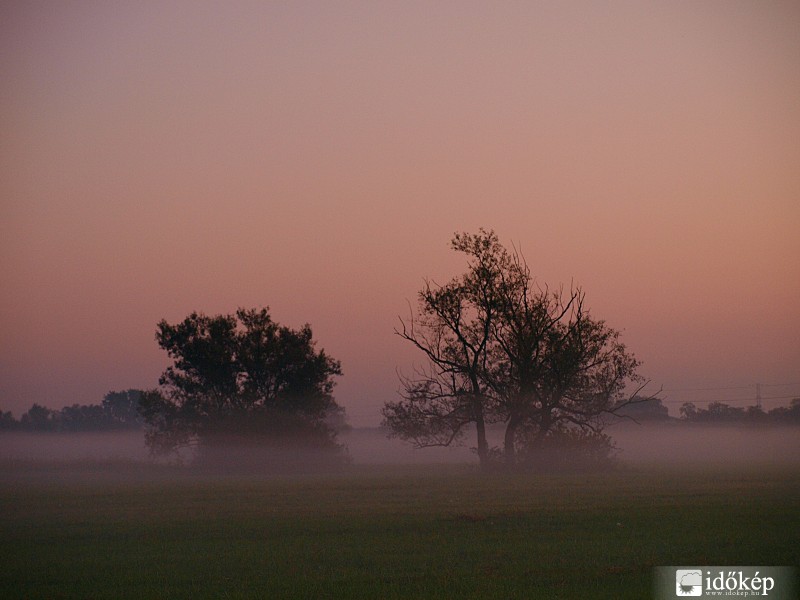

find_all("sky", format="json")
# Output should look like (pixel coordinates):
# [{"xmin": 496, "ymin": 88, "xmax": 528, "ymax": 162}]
[{"xmin": 2, "ymin": 1, "xmax": 799, "ymax": 425}]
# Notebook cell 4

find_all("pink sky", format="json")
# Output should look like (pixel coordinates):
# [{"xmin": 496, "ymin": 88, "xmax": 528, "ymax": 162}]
[{"xmin": 2, "ymin": 1, "xmax": 799, "ymax": 424}]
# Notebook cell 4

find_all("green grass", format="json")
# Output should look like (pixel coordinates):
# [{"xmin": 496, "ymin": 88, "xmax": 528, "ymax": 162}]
[{"xmin": 0, "ymin": 462, "xmax": 798, "ymax": 599}]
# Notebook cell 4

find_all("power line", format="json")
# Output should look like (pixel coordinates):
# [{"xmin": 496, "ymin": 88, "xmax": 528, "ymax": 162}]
[
  {"xmin": 658, "ymin": 394, "xmax": 798, "ymax": 404},
  {"xmin": 661, "ymin": 385, "xmax": 754, "ymax": 392},
  {"xmin": 761, "ymin": 382, "xmax": 800, "ymax": 388},
  {"xmin": 659, "ymin": 398, "xmax": 754, "ymax": 404},
  {"xmin": 659, "ymin": 382, "xmax": 800, "ymax": 394}
]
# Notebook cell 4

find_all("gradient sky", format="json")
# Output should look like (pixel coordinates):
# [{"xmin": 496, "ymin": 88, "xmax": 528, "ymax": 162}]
[{"xmin": 2, "ymin": 1, "xmax": 799, "ymax": 424}]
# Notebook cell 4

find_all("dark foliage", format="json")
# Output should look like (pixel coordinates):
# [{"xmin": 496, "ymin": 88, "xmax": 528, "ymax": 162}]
[
  {"xmin": 0, "ymin": 390, "xmax": 144, "ymax": 432},
  {"xmin": 513, "ymin": 426, "xmax": 618, "ymax": 471},
  {"xmin": 140, "ymin": 308, "xmax": 347, "ymax": 465},
  {"xmin": 680, "ymin": 398, "xmax": 800, "ymax": 423}
]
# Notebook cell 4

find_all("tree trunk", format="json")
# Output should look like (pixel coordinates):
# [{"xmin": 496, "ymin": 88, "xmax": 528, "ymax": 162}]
[
  {"xmin": 535, "ymin": 410, "xmax": 553, "ymax": 447},
  {"xmin": 475, "ymin": 410, "xmax": 490, "ymax": 470},
  {"xmin": 503, "ymin": 415, "xmax": 519, "ymax": 466}
]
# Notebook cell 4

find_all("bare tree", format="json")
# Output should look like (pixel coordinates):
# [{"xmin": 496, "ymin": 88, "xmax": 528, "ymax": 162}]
[
  {"xmin": 383, "ymin": 231, "xmax": 512, "ymax": 468},
  {"xmin": 384, "ymin": 230, "xmax": 649, "ymax": 469},
  {"xmin": 488, "ymin": 248, "xmax": 648, "ymax": 463}
]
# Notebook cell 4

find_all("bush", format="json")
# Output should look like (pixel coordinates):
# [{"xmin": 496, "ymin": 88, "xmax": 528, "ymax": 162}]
[{"xmin": 514, "ymin": 426, "xmax": 617, "ymax": 472}]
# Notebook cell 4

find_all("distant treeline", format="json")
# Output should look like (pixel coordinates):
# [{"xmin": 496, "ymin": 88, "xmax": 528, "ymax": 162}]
[
  {"xmin": 618, "ymin": 397, "xmax": 800, "ymax": 424},
  {"xmin": 3, "ymin": 393, "xmax": 799, "ymax": 433},
  {"xmin": 0, "ymin": 390, "xmax": 144, "ymax": 432}
]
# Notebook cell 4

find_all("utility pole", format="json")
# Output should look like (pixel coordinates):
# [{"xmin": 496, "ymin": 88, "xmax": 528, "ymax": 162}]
[{"xmin": 756, "ymin": 382, "xmax": 762, "ymax": 410}]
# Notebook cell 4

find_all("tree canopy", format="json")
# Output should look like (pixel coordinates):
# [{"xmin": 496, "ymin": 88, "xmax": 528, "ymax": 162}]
[
  {"xmin": 0, "ymin": 391, "xmax": 144, "ymax": 432},
  {"xmin": 383, "ymin": 230, "xmax": 647, "ymax": 469},
  {"xmin": 140, "ymin": 308, "xmax": 346, "ymax": 465}
]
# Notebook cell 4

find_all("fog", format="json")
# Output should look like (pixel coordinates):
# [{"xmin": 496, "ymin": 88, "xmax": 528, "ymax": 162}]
[
  {"xmin": 0, "ymin": 431, "xmax": 151, "ymax": 463},
  {"xmin": 345, "ymin": 425, "xmax": 800, "ymax": 467},
  {"xmin": 1, "ymin": 424, "xmax": 798, "ymax": 470}
]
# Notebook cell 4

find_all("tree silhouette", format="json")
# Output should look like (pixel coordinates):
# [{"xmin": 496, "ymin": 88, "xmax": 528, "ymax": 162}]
[
  {"xmin": 140, "ymin": 308, "xmax": 346, "ymax": 466},
  {"xmin": 384, "ymin": 230, "xmax": 646, "ymax": 469},
  {"xmin": 102, "ymin": 389, "xmax": 144, "ymax": 429},
  {"xmin": 19, "ymin": 404, "xmax": 57, "ymax": 431}
]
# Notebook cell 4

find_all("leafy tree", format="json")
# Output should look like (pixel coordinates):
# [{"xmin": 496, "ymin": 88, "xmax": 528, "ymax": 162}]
[
  {"xmin": 140, "ymin": 308, "xmax": 346, "ymax": 465},
  {"xmin": 707, "ymin": 401, "xmax": 745, "ymax": 421},
  {"xmin": 19, "ymin": 403, "xmax": 57, "ymax": 431},
  {"xmin": 679, "ymin": 402, "xmax": 699, "ymax": 421},
  {"xmin": 384, "ymin": 230, "xmax": 646, "ymax": 469},
  {"xmin": 102, "ymin": 389, "xmax": 144, "ymax": 429},
  {"xmin": 0, "ymin": 392, "xmax": 146, "ymax": 433},
  {"xmin": 745, "ymin": 405, "xmax": 767, "ymax": 422},
  {"xmin": 0, "ymin": 411, "xmax": 17, "ymax": 431},
  {"xmin": 60, "ymin": 403, "xmax": 110, "ymax": 431},
  {"xmin": 768, "ymin": 398, "xmax": 800, "ymax": 422},
  {"xmin": 680, "ymin": 401, "xmax": 750, "ymax": 423}
]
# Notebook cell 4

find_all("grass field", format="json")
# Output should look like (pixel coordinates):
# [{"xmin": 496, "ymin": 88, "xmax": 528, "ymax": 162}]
[{"xmin": 1, "ymin": 461, "xmax": 798, "ymax": 599}]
